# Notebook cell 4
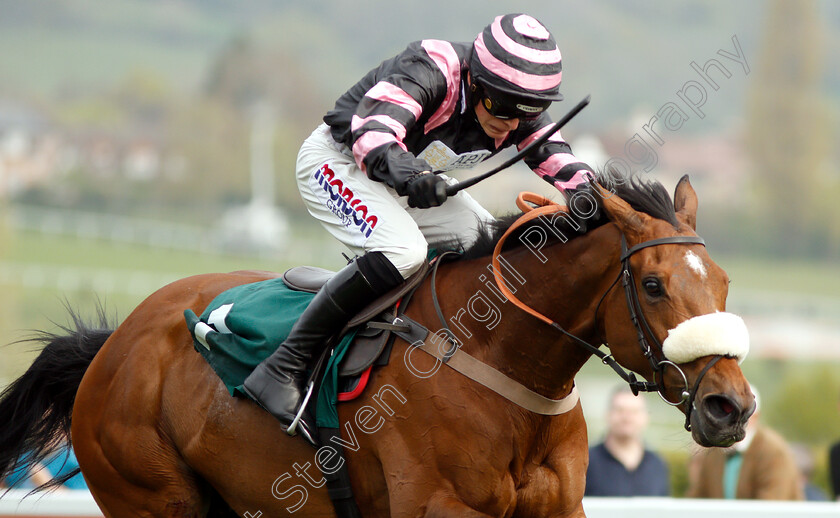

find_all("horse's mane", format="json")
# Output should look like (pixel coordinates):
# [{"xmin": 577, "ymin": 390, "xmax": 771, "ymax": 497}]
[{"xmin": 439, "ymin": 172, "xmax": 679, "ymax": 261}]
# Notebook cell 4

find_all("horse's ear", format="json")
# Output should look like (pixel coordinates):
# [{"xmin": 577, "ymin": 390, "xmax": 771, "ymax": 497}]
[
  {"xmin": 593, "ymin": 182, "xmax": 647, "ymax": 237},
  {"xmin": 673, "ymin": 174, "xmax": 698, "ymax": 230}
]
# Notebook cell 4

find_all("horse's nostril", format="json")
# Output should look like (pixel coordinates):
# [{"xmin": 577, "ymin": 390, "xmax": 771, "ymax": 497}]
[{"xmin": 704, "ymin": 394, "xmax": 739, "ymax": 422}]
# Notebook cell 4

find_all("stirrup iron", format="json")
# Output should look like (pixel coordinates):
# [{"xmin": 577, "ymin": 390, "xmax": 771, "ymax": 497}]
[{"xmin": 286, "ymin": 380, "xmax": 315, "ymax": 437}]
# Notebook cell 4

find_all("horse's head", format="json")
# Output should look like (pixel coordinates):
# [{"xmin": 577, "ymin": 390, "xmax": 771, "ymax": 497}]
[{"xmin": 596, "ymin": 176, "xmax": 754, "ymax": 447}]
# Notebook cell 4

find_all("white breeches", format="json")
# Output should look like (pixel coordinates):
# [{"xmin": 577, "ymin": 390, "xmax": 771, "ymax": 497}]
[{"xmin": 296, "ymin": 124, "xmax": 494, "ymax": 278}]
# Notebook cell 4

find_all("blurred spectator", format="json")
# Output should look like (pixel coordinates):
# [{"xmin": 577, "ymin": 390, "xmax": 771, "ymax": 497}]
[
  {"xmin": 687, "ymin": 385, "xmax": 803, "ymax": 500},
  {"xmin": 830, "ymin": 392, "xmax": 840, "ymax": 501},
  {"xmin": 1, "ymin": 443, "xmax": 87, "ymax": 490},
  {"xmin": 0, "ymin": 460, "xmax": 54, "ymax": 490},
  {"xmin": 584, "ymin": 385, "xmax": 670, "ymax": 496},
  {"xmin": 789, "ymin": 443, "xmax": 828, "ymax": 501}
]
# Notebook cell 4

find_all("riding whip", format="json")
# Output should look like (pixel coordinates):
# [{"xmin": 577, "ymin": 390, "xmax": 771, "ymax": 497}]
[{"xmin": 434, "ymin": 94, "xmax": 591, "ymax": 203}]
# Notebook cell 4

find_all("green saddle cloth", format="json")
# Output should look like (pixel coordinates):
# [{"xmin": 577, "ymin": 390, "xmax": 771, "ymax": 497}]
[{"xmin": 183, "ymin": 277, "xmax": 357, "ymax": 428}]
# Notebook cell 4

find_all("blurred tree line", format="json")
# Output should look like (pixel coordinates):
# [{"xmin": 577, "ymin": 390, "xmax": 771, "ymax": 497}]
[
  {"xmin": 703, "ymin": 0, "xmax": 839, "ymax": 260},
  {"xmin": 15, "ymin": 34, "xmax": 328, "ymax": 225}
]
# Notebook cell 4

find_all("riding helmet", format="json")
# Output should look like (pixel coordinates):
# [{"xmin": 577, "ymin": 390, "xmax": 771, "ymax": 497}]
[{"xmin": 470, "ymin": 13, "xmax": 564, "ymax": 112}]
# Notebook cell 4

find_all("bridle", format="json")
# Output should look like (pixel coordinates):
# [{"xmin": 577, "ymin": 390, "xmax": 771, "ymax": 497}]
[
  {"xmin": 487, "ymin": 193, "xmax": 723, "ymax": 431},
  {"xmin": 614, "ymin": 234, "xmax": 721, "ymax": 431}
]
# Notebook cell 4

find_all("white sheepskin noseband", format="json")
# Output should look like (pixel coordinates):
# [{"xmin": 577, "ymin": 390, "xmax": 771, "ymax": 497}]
[{"xmin": 661, "ymin": 311, "xmax": 749, "ymax": 364}]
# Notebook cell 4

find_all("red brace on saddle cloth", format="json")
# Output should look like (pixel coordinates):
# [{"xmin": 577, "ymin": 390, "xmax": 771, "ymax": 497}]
[
  {"xmin": 337, "ymin": 368, "xmax": 372, "ymax": 401},
  {"xmin": 337, "ymin": 299, "xmax": 404, "ymax": 402}
]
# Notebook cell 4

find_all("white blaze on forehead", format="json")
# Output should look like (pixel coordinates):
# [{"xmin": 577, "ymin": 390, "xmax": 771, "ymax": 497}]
[
  {"xmin": 661, "ymin": 312, "xmax": 749, "ymax": 364},
  {"xmin": 684, "ymin": 250, "xmax": 707, "ymax": 278}
]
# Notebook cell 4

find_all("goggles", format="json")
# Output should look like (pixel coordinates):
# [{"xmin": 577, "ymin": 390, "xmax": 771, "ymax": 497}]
[{"xmin": 477, "ymin": 85, "xmax": 551, "ymax": 120}]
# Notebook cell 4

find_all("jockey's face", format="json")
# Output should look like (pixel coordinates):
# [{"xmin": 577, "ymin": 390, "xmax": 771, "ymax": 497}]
[{"xmin": 474, "ymin": 100, "xmax": 520, "ymax": 140}]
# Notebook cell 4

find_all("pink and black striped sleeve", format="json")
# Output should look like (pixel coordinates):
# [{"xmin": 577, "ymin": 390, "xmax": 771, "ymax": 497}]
[
  {"xmin": 348, "ymin": 40, "xmax": 460, "ymax": 195},
  {"xmin": 519, "ymin": 117, "xmax": 595, "ymax": 193}
]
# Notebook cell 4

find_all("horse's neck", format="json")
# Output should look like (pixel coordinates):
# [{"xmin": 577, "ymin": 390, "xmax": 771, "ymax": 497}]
[{"xmin": 437, "ymin": 227, "xmax": 619, "ymax": 400}]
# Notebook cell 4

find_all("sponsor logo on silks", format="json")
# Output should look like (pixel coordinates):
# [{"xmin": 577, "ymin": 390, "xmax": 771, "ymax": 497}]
[
  {"xmin": 417, "ymin": 141, "xmax": 491, "ymax": 172},
  {"xmin": 313, "ymin": 164, "xmax": 379, "ymax": 239}
]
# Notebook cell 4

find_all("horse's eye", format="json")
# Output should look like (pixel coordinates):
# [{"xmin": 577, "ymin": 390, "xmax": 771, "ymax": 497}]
[{"xmin": 643, "ymin": 278, "xmax": 663, "ymax": 297}]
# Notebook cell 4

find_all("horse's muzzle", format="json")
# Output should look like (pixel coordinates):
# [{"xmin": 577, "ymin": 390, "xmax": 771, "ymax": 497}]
[{"xmin": 689, "ymin": 392, "xmax": 755, "ymax": 447}]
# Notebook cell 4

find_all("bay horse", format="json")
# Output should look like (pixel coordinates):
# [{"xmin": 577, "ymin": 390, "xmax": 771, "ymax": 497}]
[{"xmin": 0, "ymin": 175, "xmax": 754, "ymax": 517}]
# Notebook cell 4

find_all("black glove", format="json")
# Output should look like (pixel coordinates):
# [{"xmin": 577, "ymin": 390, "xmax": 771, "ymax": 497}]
[
  {"xmin": 405, "ymin": 172, "xmax": 447, "ymax": 209},
  {"xmin": 566, "ymin": 181, "xmax": 601, "ymax": 234}
]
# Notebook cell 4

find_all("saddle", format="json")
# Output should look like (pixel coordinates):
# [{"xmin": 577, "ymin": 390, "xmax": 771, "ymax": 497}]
[{"xmin": 281, "ymin": 260, "xmax": 430, "ymax": 377}]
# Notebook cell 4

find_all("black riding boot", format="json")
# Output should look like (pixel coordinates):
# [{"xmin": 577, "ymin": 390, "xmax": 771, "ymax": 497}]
[{"xmin": 242, "ymin": 252, "xmax": 403, "ymax": 429}]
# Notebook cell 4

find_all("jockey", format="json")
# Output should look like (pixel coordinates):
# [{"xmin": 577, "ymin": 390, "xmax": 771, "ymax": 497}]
[{"xmin": 243, "ymin": 13, "xmax": 595, "ymax": 430}]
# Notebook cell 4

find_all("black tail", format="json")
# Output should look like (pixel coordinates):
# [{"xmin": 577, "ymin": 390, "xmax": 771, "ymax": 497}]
[{"xmin": 0, "ymin": 306, "xmax": 114, "ymax": 494}]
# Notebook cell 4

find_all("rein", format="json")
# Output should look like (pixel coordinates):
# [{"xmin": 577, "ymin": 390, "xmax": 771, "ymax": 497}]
[{"xmin": 490, "ymin": 192, "xmax": 716, "ymax": 431}]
